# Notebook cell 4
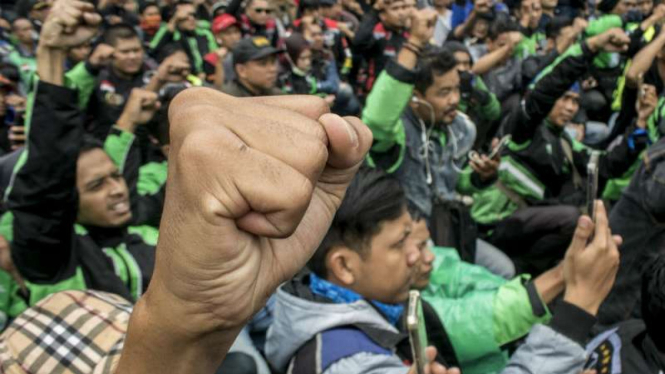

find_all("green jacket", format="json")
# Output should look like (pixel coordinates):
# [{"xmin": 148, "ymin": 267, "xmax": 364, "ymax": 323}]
[
  {"xmin": 150, "ymin": 24, "xmax": 218, "ymax": 74},
  {"xmin": 422, "ymin": 246, "xmax": 551, "ymax": 374},
  {"xmin": 362, "ymin": 62, "xmax": 486, "ymax": 219}
]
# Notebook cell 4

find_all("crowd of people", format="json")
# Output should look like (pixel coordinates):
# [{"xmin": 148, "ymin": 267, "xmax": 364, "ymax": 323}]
[{"xmin": 0, "ymin": 0, "xmax": 663, "ymax": 371}]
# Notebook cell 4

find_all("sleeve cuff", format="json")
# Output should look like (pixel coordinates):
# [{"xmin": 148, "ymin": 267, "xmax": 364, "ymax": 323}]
[
  {"xmin": 525, "ymin": 281, "xmax": 548, "ymax": 318},
  {"xmin": 385, "ymin": 60, "xmax": 418, "ymax": 84},
  {"xmin": 580, "ymin": 41, "xmax": 597, "ymax": 61},
  {"xmin": 549, "ymin": 301, "xmax": 597, "ymax": 346},
  {"xmin": 84, "ymin": 61, "xmax": 101, "ymax": 75}
]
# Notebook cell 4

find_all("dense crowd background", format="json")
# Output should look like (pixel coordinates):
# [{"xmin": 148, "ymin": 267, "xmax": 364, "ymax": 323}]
[{"xmin": 0, "ymin": 0, "xmax": 663, "ymax": 372}]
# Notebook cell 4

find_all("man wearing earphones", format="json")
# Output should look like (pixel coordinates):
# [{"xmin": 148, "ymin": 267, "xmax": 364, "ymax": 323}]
[{"xmin": 362, "ymin": 8, "xmax": 509, "ymax": 276}]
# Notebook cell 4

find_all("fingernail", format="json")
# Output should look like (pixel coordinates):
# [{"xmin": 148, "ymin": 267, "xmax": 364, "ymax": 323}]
[
  {"xmin": 580, "ymin": 218, "xmax": 591, "ymax": 229},
  {"xmin": 343, "ymin": 118, "xmax": 359, "ymax": 148}
]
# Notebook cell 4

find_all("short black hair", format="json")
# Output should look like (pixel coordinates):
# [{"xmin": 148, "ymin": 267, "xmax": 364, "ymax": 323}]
[
  {"xmin": 307, "ymin": 167, "xmax": 407, "ymax": 278},
  {"xmin": 414, "ymin": 46, "xmax": 458, "ymax": 94},
  {"xmin": 642, "ymin": 255, "xmax": 665, "ymax": 352},
  {"xmin": 80, "ymin": 135, "xmax": 104, "ymax": 156},
  {"xmin": 103, "ymin": 23, "xmax": 140, "ymax": 46},
  {"xmin": 155, "ymin": 43, "xmax": 187, "ymax": 64},
  {"xmin": 488, "ymin": 16, "xmax": 519, "ymax": 41},
  {"xmin": 139, "ymin": 1, "xmax": 159, "ymax": 14},
  {"xmin": 545, "ymin": 16, "xmax": 574, "ymax": 39},
  {"xmin": 443, "ymin": 41, "xmax": 472, "ymax": 62}
]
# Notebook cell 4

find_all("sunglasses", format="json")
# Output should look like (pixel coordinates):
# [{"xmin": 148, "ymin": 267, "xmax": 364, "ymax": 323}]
[{"xmin": 252, "ymin": 7, "xmax": 273, "ymax": 13}]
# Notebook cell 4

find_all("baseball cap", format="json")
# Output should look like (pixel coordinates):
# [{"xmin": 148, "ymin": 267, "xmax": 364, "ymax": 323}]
[
  {"xmin": 211, "ymin": 0, "xmax": 231, "ymax": 16},
  {"xmin": 212, "ymin": 14, "xmax": 239, "ymax": 34},
  {"xmin": 232, "ymin": 36, "xmax": 282, "ymax": 65}
]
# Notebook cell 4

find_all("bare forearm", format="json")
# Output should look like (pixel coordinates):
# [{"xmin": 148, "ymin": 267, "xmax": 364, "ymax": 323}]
[
  {"xmin": 37, "ymin": 46, "xmax": 66, "ymax": 86},
  {"xmin": 472, "ymin": 44, "xmax": 512, "ymax": 75},
  {"xmin": 533, "ymin": 264, "xmax": 565, "ymax": 304},
  {"xmin": 115, "ymin": 284, "xmax": 241, "ymax": 374},
  {"xmin": 626, "ymin": 34, "xmax": 665, "ymax": 87},
  {"xmin": 396, "ymin": 39, "xmax": 421, "ymax": 70},
  {"xmin": 453, "ymin": 12, "xmax": 476, "ymax": 39}
]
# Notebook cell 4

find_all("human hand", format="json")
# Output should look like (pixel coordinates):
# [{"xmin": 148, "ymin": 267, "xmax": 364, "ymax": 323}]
[
  {"xmin": 116, "ymin": 89, "xmax": 161, "ymax": 132},
  {"xmin": 587, "ymin": 28, "xmax": 630, "ymax": 53},
  {"xmin": 8, "ymin": 125, "xmax": 25, "ymax": 150},
  {"xmin": 572, "ymin": 17, "xmax": 588, "ymax": 33},
  {"xmin": 408, "ymin": 8, "xmax": 438, "ymax": 47},
  {"xmin": 407, "ymin": 347, "xmax": 461, "ymax": 374},
  {"xmin": 470, "ymin": 153, "xmax": 499, "ymax": 181},
  {"xmin": 374, "ymin": 0, "xmax": 385, "ymax": 11},
  {"xmin": 143, "ymin": 90, "xmax": 372, "ymax": 336},
  {"xmin": 88, "ymin": 43, "xmax": 115, "ymax": 68},
  {"xmin": 5, "ymin": 94, "xmax": 26, "ymax": 111},
  {"xmin": 508, "ymin": 31, "xmax": 523, "ymax": 46},
  {"xmin": 39, "ymin": 0, "xmax": 102, "ymax": 49},
  {"xmin": 155, "ymin": 53, "xmax": 191, "ymax": 83},
  {"xmin": 650, "ymin": 3, "xmax": 665, "ymax": 20},
  {"xmin": 215, "ymin": 46, "xmax": 229, "ymax": 59},
  {"xmin": 562, "ymin": 201, "xmax": 622, "ymax": 316},
  {"xmin": 636, "ymin": 83, "xmax": 657, "ymax": 127}
]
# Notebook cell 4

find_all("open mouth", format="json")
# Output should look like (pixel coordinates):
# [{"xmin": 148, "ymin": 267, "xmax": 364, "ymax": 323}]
[{"xmin": 109, "ymin": 200, "xmax": 130, "ymax": 215}]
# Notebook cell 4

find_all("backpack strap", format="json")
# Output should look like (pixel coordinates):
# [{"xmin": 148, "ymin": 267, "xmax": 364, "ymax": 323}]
[{"xmin": 288, "ymin": 327, "xmax": 393, "ymax": 374}]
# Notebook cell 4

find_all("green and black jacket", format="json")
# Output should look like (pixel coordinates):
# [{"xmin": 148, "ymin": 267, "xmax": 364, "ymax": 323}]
[
  {"xmin": 472, "ymin": 42, "xmax": 648, "ymax": 225},
  {"xmin": 0, "ymin": 80, "xmax": 158, "ymax": 330}
]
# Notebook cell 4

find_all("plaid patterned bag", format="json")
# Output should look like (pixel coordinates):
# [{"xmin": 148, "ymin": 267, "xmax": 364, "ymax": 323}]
[{"xmin": 0, "ymin": 290, "xmax": 131, "ymax": 374}]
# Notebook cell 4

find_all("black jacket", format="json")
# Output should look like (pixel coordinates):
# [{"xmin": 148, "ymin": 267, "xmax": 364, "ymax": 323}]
[
  {"xmin": 586, "ymin": 320, "xmax": 665, "ymax": 374},
  {"xmin": 499, "ymin": 42, "xmax": 648, "ymax": 206},
  {"xmin": 6, "ymin": 81, "xmax": 156, "ymax": 305}
]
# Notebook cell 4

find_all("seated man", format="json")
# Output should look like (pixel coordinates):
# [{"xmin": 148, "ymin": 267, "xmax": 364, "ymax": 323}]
[
  {"xmin": 0, "ymin": 15, "xmax": 166, "ymax": 324},
  {"xmin": 471, "ymin": 27, "xmax": 649, "ymax": 274},
  {"xmin": 266, "ymin": 167, "xmax": 458, "ymax": 374},
  {"xmin": 586, "ymin": 255, "xmax": 665, "ymax": 373}
]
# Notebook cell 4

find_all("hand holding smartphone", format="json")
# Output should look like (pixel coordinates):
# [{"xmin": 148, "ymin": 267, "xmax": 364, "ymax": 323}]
[{"xmin": 407, "ymin": 290, "xmax": 428, "ymax": 374}]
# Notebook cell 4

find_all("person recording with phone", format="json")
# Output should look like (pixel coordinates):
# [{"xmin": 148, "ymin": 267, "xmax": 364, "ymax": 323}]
[{"xmin": 470, "ymin": 27, "xmax": 651, "ymax": 275}]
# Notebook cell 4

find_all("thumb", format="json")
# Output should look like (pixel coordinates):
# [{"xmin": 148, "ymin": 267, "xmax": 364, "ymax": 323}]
[
  {"xmin": 568, "ymin": 216, "xmax": 594, "ymax": 254},
  {"xmin": 82, "ymin": 12, "xmax": 102, "ymax": 27}
]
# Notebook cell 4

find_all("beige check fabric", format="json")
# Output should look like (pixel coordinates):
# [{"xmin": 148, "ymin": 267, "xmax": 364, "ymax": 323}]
[{"xmin": 0, "ymin": 290, "xmax": 131, "ymax": 374}]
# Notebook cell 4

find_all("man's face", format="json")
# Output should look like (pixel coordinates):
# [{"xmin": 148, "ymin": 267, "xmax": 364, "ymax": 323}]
[
  {"xmin": 305, "ymin": 24, "xmax": 325, "ymax": 50},
  {"xmin": 529, "ymin": 0, "xmax": 543, "ymax": 29},
  {"xmin": 12, "ymin": 18, "xmax": 34, "ymax": 45},
  {"xmin": 142, "ymin": 4, "xmax": 161, "ymax": 18},
  {"xmin": 614, "ymin": 0, "xmax": 638, "ymax": 14},
  {"xmin": 296, "ymin": 48, "xmax": 313, "ymax": 71},
  {"xmin": 454, "ymin": 51, "xmax": 472, "ymax": 72},
  {"xmin": 77, "ymin": 148, "xmax": 132, "ymax": 228},
  {"xmin": 112, "ymin": 37, "xmax": 144, "ymax": 75},
  {"xmin": 637, "ymin": 0, "xmax": 653, "ymax": 15},
  {"xmin": 237, "ymin": 55, "xmax": 278, "ymax": 92},
  {"xmin": 487, "ymin": 32, "xmax": 511, "ymax": 53},
  {"xmin": 421, "ymin": 68, "xmax": 461, "ymax": 125},
  {"xmin": 380, "ymin": 0, "xmax": 410, "ymax": 29},
  {"xmin": 218, "ymin": 25, "xmax": 242, "ymax": 49},
  {"xmin": 411, "ymin": 219, "xmax": 435, "ymax": 290},
  {"xmin": 352, "ymin": 209, "xmax": 419, "ymax": 304},
  {"xmin": 246, "ymin": 0, "xmax": 272, "ymax": 25},
  {"xmin": 68, "ymin": 42, "xmax": 92, "ymax": 63},
  {"xmin": 177, "ymin": 4, "xmax": 197, "ymax": 31},
  {"xmin": 548, "ymin": 91, "xmax": 579, "ymax": 127},
  {"xmin": 471, "ymin": 18, "xmax": 489, "ymax": 40}
]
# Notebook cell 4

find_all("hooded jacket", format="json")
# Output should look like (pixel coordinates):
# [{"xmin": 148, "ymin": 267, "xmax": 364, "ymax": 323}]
[{"xmin": 266, "ymin": 274, "xmax": 412, "ymax": 374}]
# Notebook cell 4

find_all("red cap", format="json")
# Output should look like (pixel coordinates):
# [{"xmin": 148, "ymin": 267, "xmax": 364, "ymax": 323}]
[{"xmin": 212, "ymin": 14, "xmax": 239, "ymax": 34}]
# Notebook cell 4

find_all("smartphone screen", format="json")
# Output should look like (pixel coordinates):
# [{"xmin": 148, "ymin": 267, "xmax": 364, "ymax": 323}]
[{"xmin": 407, "ymin": 291, "xmax": 428, "ymax": 374}]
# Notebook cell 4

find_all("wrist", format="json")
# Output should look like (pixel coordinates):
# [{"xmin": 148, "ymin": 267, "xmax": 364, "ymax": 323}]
[
  {"xmin": 116, "ymin": 115, "xmax": 138, "ymax": 132},
  {"xmin": 563, "ymin": 289, "xmax": 600, "ymax": 316}
]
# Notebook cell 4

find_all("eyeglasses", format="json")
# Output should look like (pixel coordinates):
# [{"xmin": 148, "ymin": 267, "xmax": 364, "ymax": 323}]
[{"xmin": 252, "ymin": 8, "xmax": 273, "ymax": 13}]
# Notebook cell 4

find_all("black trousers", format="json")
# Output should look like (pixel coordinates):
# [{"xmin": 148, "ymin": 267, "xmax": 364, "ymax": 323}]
[{"xmin": 486, "ymin": 205, "xmax": 580, "ymax": 276}]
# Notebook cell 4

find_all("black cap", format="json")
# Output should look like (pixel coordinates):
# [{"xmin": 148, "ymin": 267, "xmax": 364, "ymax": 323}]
[{"xmin": 232, "ymin": 36, "xmax": 282, "ymax": 65}]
